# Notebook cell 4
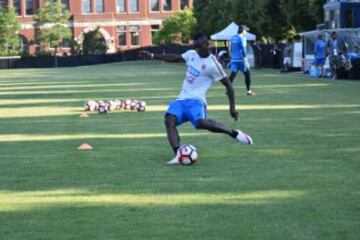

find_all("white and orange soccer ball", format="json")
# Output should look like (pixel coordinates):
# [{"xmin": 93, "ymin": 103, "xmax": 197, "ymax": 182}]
[
  {"xmin": 177, "ymin": 144, "xmax": 198, "ymax": 166},
  {"xmin": 84, "ymin": 100, "xmax": 98, "ymax": 112}
]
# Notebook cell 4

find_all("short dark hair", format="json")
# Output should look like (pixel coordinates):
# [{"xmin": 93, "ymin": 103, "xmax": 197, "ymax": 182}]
[
  {"xmin": 331, "ymin": 31, "xmax": 337, "ymax": 37},
  {"xmin": 318, "ymin": 34, "xmax": 323, "ymax": 39},
  {"xmin": 193, "ymin": 33, "xmax": 207, "ymax": 42},
  {"xmin": 238, "ymin": 25, "xmax": 249, "ymax": 34}
]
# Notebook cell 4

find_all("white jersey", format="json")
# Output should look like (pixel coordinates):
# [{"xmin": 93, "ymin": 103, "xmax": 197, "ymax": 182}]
[{"xmin": 178, "ymin": 50, "xmax": 227, "ymax": 104}]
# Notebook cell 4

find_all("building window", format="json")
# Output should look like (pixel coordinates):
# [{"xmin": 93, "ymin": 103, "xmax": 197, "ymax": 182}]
[
  {"xmin": 19, "ymin": 35, "xmax": 29, "ymax": 52},
  {"xmin": 130, "ymin": 25, "xmax": 140, "ymax": 46},
  {"xmin": 95, "ymin": 0, "xmax": 104, "ymax": 13},
  {"xmin": 151, "ymin": 25, "xmax": 159, "ymax": 44},
  {"xmin": 61, "ymin": 39, "xmax": 70, "ymax": 48},
  {"xmin": 163, "ymin": 0, "xmax": 172, "ymax": 11},
  {"xmin": 130, "ymin": 0, "xmax": 138, "ymax": 12},
  {"xmin": 117, "ymin": 25, "xmax": 127, "ymax": 47},
  {"xmin": 0, "ymin": 0, "xmax": 7, "ymax": 9},
  {"xmin": 180, "ymin": 0, "xmax": 188, "ymax": 10},
  {"xmin": 25, "ymin": 0, "xmax": 33, "ymax": 15},
  {"xmin": 61, "ymin": 0, "xmax": 70, "ymax": 11},
  {"xmin": 13, "ymin": 0, "xmax": 21, "ymax": 15},
  {"xmin": 117, "ymin": 0, "xmax": 126, "ymax": 12},
  {"xmin": 83, "ymin": 0, "xmax": 91, "ymax": 13},
  {"xmin": 150, "ymin": 0, "xmax": 159, "ymax": 11}
]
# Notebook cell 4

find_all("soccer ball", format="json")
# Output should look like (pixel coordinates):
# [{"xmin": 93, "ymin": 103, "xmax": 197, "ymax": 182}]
[
  {"xmin": 177, "ymin": 144, "xmax": 198, "ymax": 166},
  {"xmin": 123, "ymin": 99, "xmax": 132, "ymax": 110},
  {"xmin": 97, "ymin": 100, "xmax": 107, "ymax": 114},
  {"xmin": 114, "ymin": 99, "xmax": 122, "ymax": 110},
  {"xmin": 84, "ymin": 100, "xmax": 98, "ymax": 112},
  {"xmin": 107, "ymin": 100, "xmax": 117, "ymax": 111},
  {"xmin": 136, "ymin": 100, "xmax": 146, "ymax": 112},
  {"xmin": 130, "ymin": 99, "xmax": 139, "ymax": 111}
]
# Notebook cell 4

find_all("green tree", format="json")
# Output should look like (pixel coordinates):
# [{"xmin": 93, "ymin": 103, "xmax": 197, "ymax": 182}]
[
  {"xmin": 261, "ymin": 0, "xmax": 292, "ymax": 41},
  {"xmin": 193, "ymin": 0, "xmax": 234, "ymax": 37},
  {"xmin": 231, "ymin": 0, "xmax": 266, "ymax": 38},
  {"xmin": 153, "ymin": 8, "xmax": 197, "ymax": 44},
  {"xmin": 33, "ymin": 0, "xmax": 71, "ymax": 56},
  {"xmin": 193, "ymin": 0, "xmax": 327, "ymax": 42},
  {"xmin": 82, "ymin": 27, "xmax": 108, "ymax": 55},
  {"xmin": 194, "ymin": 0, "xmax": 266, "ymax": 40},
  {"xmin": 0, "ymin": 7, "xmax": 21, "ymax": 56},
  {"xmin": 280, "ymin": 0, "xmax": 327, "ymax": 33}
]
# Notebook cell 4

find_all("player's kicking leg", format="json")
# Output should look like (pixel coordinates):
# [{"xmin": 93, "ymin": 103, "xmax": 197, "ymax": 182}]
[{"xmin": 196, "ymin": 119, "xmax": 253, "ymax": 145}]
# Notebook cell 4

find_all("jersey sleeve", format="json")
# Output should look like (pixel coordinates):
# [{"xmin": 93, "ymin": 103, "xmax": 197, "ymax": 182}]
[
  {"xmin": 209, "ymin": 55, "xmax": 227, "ymax": 81},
  {"xmin": 181, "ymin": 50, "xmax": 195, "ymax": 63}
]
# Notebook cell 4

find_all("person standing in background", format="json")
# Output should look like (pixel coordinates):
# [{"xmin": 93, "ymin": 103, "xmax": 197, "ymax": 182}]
[
  {"xmin": 327, "ymin": 31, "xmax": 347, "ymax": 80},
  {"xmin": 314, "ymin": 35, "xmax": 326, "ymax": 77},
  {"xmin": 253, "ymin": 41, "xmax": 262, "ymax": 68},
  {"xmin": 229, "ymin": 25, "xmax": 255, "ymax": 96},
  {"xmin": 271, "ymin": 43, "xmax": 280, "ymax": 70}
]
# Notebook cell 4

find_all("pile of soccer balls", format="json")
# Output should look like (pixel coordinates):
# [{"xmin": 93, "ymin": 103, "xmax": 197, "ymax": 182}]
[{"xmin": 84, "ymin": 99, "xmax": 146, "ymax": 114}]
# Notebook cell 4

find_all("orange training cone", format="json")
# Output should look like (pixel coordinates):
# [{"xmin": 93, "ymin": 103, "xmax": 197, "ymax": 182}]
[{"xmin": 78, "ymin": 143, "xmax": 93, "ymax": 150}]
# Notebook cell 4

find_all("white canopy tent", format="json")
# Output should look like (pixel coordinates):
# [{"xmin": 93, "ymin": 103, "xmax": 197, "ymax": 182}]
[{"xmin": 210, "ymin": 22, "xmax": 256, "ymax": 41}]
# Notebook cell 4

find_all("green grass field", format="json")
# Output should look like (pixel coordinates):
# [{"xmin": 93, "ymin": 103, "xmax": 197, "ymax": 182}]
[{"xmin": 0, "ymin": 62, "xmax": 359, "ymax": 239}]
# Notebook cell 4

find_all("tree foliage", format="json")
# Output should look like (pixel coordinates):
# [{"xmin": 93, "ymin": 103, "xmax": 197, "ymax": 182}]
[
  {"xmin": 193, "ymin": 0, "xmax": 327, "ymax": 42},
  {"xmin": 0, "ymin": 7, "xmax": 21, "ymax": 56},
  {"xmin": 280, "ymin": 0, "xmax": 327, "ymax": 33},
  {"xmin": 33, "ymin": 0, "xmax": 71, "ymax": 55},
  {"xmin": 82, "ymin": 27, "xmax": 108, "ymax": 55},
  {"xmin": 153, "ymin": 8, "xmax": 197, "ymax": 44}
]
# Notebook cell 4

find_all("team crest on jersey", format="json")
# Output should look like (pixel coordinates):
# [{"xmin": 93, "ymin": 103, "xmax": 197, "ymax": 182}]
[
  {"xmin": 201, "ymin": 64, "xmax": 207, "ymax": 70},
  {"xmin": 188, "ymin": 65, "xmax": 200, "ymax": 77}
]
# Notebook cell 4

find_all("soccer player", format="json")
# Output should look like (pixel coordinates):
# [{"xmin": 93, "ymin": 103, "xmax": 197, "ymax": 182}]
[
  {"xmin": 229, "ymin": 25, "xmax": 255, "ymax": 96},
  {"xmin": 314, "ymin": 35, "xmax": 326, "ymax": 77},
  {"xmin": 140, "ymin": 33, "xmax": 253, "ymax": 165}
]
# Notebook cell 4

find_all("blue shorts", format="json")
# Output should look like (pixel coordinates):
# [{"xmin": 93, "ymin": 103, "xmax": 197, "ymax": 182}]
[
  {"xmin": 165, "ymin": 99, "xmax": 207, "ymax": 128},
  {"xmin": 314, "ymin": 58, "xmax": 326, "ymax": 65},
  {"xmin": 230, "ymin": 61, "xmax": 246, "ymax": 73}
]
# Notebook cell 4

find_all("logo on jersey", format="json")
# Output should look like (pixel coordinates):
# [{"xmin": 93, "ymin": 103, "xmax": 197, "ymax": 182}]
[
  {"xmin": 187, "ymin": 65, "xmax": 200, "ymax": 77},
  {"xmin": 201, "ymin": 64, "xmax": 207, "ymax": 70}
]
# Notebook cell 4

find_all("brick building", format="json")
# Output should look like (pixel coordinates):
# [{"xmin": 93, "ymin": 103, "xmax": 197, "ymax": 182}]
[{"xmin": 0, "ymin": 0, "xmax": 193, "ymax": 54}]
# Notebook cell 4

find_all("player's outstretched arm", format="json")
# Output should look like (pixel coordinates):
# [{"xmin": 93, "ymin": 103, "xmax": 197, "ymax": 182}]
[
  {"xmin": 220, "ymin": 77, "xmax": 238, "ymax": 121},
  {"xmin": 139, "ymin": 50, "xmax": 184, "ymax": 63}
]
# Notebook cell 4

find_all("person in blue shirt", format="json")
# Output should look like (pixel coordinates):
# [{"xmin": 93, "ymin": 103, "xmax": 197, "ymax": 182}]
[
  {"xmin": 229, "ymin": 25, "xmax": 255, "ymax": 96},
  {"xmin": 314, "ymin": 35, "xmax": 326, "ymax": 77},
  {"xmin": 348, "ymin": 46, "xmax": 360, "ymax": 62}
]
